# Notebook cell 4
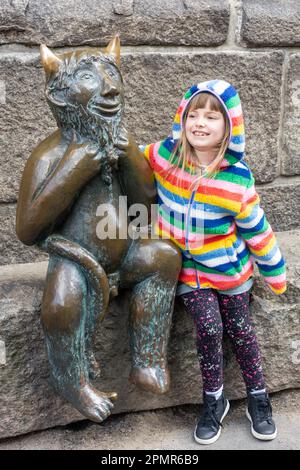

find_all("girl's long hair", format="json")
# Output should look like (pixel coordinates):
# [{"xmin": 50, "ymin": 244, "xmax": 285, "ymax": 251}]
[{"xmin": 160, "ymin": 92, "xmax": 231, "ymax": 192}]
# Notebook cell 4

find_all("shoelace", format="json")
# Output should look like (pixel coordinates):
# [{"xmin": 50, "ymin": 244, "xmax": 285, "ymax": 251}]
[
  {"xmin": 256, "ymin": 397, "xmax": 273, "ymax": 423},
  {"xmin": 200, "ymin": 402, "xmax": 223, "ymax": 429}
]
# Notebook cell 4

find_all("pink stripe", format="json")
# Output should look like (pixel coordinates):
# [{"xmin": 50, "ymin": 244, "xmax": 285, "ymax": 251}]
[
  {"xmin": 264, "ymin": 273, "xmax": 286, "ymax": 283},
  {"xmin": 248, "ymin": 227, "xmax": 273, "ymax": 247},
  {"xmin": 154, "ymin": 152, "xmax": 244, "ymax": 198},
  {"xmin": 228, "ymin": 104, "xmax": 242, "ymax": 118},
  {"xmin": 202, "ymin": 178, "xmax": 244, "ymax": 196},
  {"xmin": 182, "ymin": 258, "xmax": 253, "ymax": 281},
  {"xmin": 158, "ymin": 216, "xmax": 186, "ymax": 241}
]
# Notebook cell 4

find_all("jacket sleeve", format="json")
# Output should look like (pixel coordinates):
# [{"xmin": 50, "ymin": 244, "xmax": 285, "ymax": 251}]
[
  {"xmin": 138, "ymin": 142, "xmax": 157, "ymax": 170},
  {"xmin": 234, "ymin": 172, "xmax": 287, "ymax": 295}
]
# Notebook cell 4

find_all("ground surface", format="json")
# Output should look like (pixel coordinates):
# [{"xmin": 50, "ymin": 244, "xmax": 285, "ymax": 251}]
[{"xmin": 0, "ymin": 389, "xmax": 299, "ymax": 450}]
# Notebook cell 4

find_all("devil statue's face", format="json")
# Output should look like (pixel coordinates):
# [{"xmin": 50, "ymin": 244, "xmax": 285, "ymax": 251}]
[{"xmin": 40, "ymin": 38, "xmax": 125, "ymax": 141}]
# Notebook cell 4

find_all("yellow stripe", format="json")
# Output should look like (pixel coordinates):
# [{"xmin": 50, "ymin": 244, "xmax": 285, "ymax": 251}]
[
  {"xmin": 232, "ymin": 124, "xmax": 244, "ymax": 136},
  {"xmin": 270, "ymin": 284, "xmax": 287, "ymax": 295},
  {"xmin": 174, "ymin": 113, "xmax": 181, "ymax": 124},
  {"xmin": 155, "ymin": 171, "xmax": 241, "ymax": 212},
  {"xmin": 194, "ymin": 192, "xmax": 241, "ymax": 212},
  {"xmin": 249, "ymin": 234, "xmax": 276, "ymax": 257},
  {"xmin": 142, "ymin": 144, "xmax": 151, "ymax": 162},
  {"xmin": 157, "ymin": 226, "xmax": 186, "ymax": 250},
  {"xmin": 186, "ymin": 233, "xmax": 238, "ymax": 256},
  {"xmin": 235, "ymin": 194, "xmax": 260, "ymax": 220},
  {"xmin": 155, "ymin": 172, "xmax": 193, "ymax": 200}
]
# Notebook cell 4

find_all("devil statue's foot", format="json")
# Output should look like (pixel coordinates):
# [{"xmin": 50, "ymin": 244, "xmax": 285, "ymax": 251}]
[
  {"xmin": 129, "ymin": 365, "xmax": 170, "ymax": 395},
  {"xmin": 60, "ymin": 381, "xmax": 118, "ymax": 423}
]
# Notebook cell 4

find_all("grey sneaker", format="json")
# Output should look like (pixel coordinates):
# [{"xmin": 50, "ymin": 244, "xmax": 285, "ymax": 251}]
[
  {"xmin": 194, "ymin": 392, "xmax": 230, "ymax": 445},
  {"xmin": 246, "ymin": 391, "xmax": 277, "ymax": 441}
]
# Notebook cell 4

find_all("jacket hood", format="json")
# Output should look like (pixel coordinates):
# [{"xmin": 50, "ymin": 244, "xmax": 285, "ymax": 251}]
[{"xmin": 172, "ymin": 79, "xmax": 245, "ymax": 169}]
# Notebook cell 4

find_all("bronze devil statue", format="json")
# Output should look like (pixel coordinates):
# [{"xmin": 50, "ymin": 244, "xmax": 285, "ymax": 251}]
[{"xmin": 16, "ymin": 35, "xmax": 181, "ymax": 422}]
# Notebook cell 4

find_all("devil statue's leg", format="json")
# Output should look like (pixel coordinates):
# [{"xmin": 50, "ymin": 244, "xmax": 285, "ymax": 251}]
[
  {"xmin": 119, "ymin": 238, "xmax": 181, "ymax": 394},
  {"xmin": 41, "ymin": 255, "xmax": 117, "ymax": 422}
]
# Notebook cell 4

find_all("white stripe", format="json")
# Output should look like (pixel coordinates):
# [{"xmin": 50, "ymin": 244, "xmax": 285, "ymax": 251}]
[
  {"xmin": 158, "ymin": 188, "xmax": 187, "ymax": 214},
  {"xmin": 193, "ymin": 253, "xmax": 229, "ymax": 267},
  {"xmin": 229, "ymin": 142, "xmax": 245, "ymax": 152},
  {"xmin": 236, "ymin": 209, "xmax": 264, "ymax": 229},
  {"xmin": 212, "ymin": 81, "xmax": 231, "ymax": 95},
  {"xmin": 228, "ymin": 104, "xmax": 242, "ymax": 117},
  {"xmin": 255, "ymin": 248, "xmax": 282, "ymax": 266}
]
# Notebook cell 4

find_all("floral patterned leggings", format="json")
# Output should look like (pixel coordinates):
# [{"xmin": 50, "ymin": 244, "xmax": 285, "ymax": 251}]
[{"xmin": 180, "ymin": 288, "xmax": 266, "ymax": 393}]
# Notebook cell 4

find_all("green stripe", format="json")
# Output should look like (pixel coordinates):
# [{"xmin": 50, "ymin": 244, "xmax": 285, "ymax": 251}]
[
  {"xmin": 224, "ymin": 153, "xmax": 240, "ymax": 165},
  {"xmin": 214, "ymin": 170, "xmax": 249, "ymax": 187},
  {"xmin": 160, "ymin": 206, "xmax": 232, "ymax": 235},
  {"xmin": 226, "ymin": 94, "xmax": 240, "ymax": 109},
  {"xmin": 159, "ymin": 144, "xmax": 172, "ymax": 160},
  {"xmin": 259, "ymin": 265, "xmax": 285, "ymax": 277},
  {"xmin": 182, "ymin": 251, "xmax": 250, "ymax": 274}
]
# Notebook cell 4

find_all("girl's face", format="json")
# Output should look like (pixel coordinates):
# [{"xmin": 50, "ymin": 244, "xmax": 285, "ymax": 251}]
[{"xmin": 184, "ymin": 101, "xmax": 226, "ymax": 154}]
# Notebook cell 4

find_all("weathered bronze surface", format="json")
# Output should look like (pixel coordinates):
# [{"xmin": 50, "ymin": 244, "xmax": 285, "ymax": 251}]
[{"xmin": 16, "ymin": 35, "xmax": 181, "ymax": 423}]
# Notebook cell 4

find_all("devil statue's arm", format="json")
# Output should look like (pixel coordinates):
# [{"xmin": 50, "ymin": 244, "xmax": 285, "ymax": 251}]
[
  {"xmin": 116, "ymin": 129, "xmax": 157, "ymax": 214},
  {"xmin": 16, "ymin": 129, "xmax": 103, "ymax": 246}
]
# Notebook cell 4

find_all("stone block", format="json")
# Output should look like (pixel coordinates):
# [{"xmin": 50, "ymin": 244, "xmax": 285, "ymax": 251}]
[
  {"xmin": 0, "ymin": 0, "xmax": 229, "ymax": 47},
  {"xmin": 0, "ymin": 204, "xmax": 48, "ymax": 265},
  {"xmin": 241, "ymin": 0, "xmax": 300, "ymax": 47},
  {"xmin": 281, "ymin": 54, "xmax": 300, "ymax": 176},
  {"xmin": 0, "ymin": 230, "xmax": 299, "ymax": 439},
  {"xmin": 257, "ymin": 179, "xmax": 300, "ymax": 232}
]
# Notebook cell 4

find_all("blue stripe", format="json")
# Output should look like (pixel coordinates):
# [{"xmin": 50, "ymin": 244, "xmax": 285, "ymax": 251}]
[
  {"xmin": 252, "ymin": 243, "xmax": 278, "ymax": 262},
  {"xmin": 258, "ymin": 256, "xmax": 285, "ymax": 272},
  {"xmin": 232, "ymin": 134, "xmax": 245, "ymax": 144},
  {"xmin": 226, "ymin": 149, "xmax": 244, "ymax": 161},
  {"xmin": 157, "ymin": 185, "xmax": 188, "ymax": 206},
  {"xmin": 223, "ymin": 165, "xmax": 250, "ymax": 180},
  {"xmin": 203, "ymin": 216, "xmax": 232, "ymax": 228},
  {"xmin": 162, "ymin": 137, "xmax": 176, "ymax": 153},
  {"xmin": 189, "ymin": 85, "xmax": 199, "ymax": 96},
  {"xmin": 236, "ymin": 204, "xmax": 260, "ymax": 225},
  {"xmin": 237, "ymin": 214, "xmax": 265, "ymax": 234},
  {"xmin": 219, "ymin": 85, "xmax": 236, "ymax": 103}
]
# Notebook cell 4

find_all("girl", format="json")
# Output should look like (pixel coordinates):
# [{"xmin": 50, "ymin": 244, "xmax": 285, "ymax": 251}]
[{"xmin": 139, "ymin": 79, "xmax": 287, "ymax": 445}]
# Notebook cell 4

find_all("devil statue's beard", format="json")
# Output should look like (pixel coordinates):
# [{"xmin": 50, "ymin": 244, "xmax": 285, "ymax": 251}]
[
  {"xmin": 47, "ymin": 92, "xmax": 128, "ymax": 188},
  {"xmin": 48, "ymin": 94, "xmax": 124, "ymax": 151}
]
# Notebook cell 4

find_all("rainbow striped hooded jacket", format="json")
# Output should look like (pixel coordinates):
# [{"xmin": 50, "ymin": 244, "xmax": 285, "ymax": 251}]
[{"xmin": 139, "ymin": 79, "xmax": 287, "ymax": 295}]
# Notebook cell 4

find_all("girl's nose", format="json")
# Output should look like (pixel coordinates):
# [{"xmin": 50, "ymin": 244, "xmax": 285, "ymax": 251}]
[{"xmin": 195, "ymin": 117, "xmax": 205, "ymax": 127}]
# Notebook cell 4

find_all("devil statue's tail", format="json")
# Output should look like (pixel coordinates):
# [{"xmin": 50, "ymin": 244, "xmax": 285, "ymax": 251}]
[{"xmin": 38, "ymin": 234, "xmax": 116, "ymax": 422}]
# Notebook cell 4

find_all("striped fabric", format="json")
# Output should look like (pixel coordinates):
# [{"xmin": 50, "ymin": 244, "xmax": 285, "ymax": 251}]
[{"xmin": 139, "ymin": 79, "xmax": 287, "ymax": 295}]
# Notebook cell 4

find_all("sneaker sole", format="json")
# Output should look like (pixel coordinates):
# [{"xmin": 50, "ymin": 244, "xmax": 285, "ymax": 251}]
[
  {"xmin": 194, "ymin": 399, "xmax": 230, "ymax": 445},
  {"xmin": 246, "ymin": 408, "xmax": 277, "ymax": 441}
]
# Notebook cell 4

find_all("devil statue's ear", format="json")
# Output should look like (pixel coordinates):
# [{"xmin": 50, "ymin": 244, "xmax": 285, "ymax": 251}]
[
  {"xmin": 104, "ymin": 34, "xmax": 121, "ymax": 68},
  {"xmin": 40, "ymin": 44, "xmax": 62, "ymax": 76}
]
